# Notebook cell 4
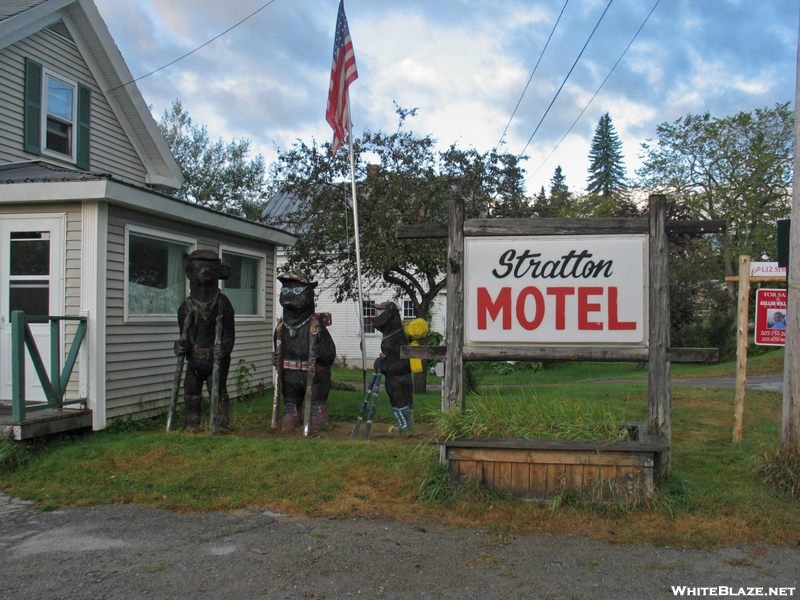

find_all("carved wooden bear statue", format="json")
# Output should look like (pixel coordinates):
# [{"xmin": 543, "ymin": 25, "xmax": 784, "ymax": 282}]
[
  {"xmin": 174, "ymin": 250, "xmax": 235, "ymax": 429},
  {"xmin": 372, "ymin": 301, "xmax": 414, "ymax": 434},
  {"xmin": 274, "ymin": 272, "xmax": 336, "ymax": 430}
]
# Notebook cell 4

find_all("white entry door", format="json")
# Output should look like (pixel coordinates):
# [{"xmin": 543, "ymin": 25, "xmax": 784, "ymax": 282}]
[{"xmin": 0, "ymin": 216, "xmax": 65, "ymax": 403}]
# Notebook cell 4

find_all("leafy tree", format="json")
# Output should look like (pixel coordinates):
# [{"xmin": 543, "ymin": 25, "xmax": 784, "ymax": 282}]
[
  {"xmin": 265, "ymin": 108, "xmax": 530, "ymax": 323},
  {"xmin": 587, "ymin": 113, "xmax": 627, "ymax": 198},
  {"xmin": 158, "ymin": 100, "xmax": 269, "ymax": 220},
  {"xmin": 637, "ymin": 103, "xmax": 794, "ymax": 280}
]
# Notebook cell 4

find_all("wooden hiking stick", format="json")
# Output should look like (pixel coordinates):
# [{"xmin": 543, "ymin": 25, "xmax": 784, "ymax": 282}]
[
  {"xmin": 271, "ymin": 320, "xmax": 284, "ymax": 428},
  {"xmin": 302, "ymin": 315, "xmax": 320, "ymax": 437},
  {"xmin": 166, "ymin": 311, "xmax": 193, "ymax": 432},
  {"xmin": 209, "ymin": 313, "xmax": 224, "ymax": 433}
]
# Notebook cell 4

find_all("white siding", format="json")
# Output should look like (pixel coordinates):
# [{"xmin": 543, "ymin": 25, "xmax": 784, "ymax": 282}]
[
  {"xmin": 104, "ymin": 204, "xmax": 277, "ymax": 421},
  {"xmin": 274, "ymin": 250, "xmax": 446, "ymax": 370},
  {"xmin": 0, "ymin": 24, "xmax": 150, "ymax": 186}
]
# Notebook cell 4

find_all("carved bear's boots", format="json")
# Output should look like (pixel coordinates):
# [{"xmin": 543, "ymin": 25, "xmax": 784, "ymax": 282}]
[
  {"xmin": 388, "ymin": 406, "xmax": 414, "ymax": 434},
  {"xmin": 217, "ymin": 393, "xmax": 230, "ymax": 429},
  {"xmin": 184, "ymin": 394, "xmax": 202, "ymax": 429},
  {"xmin": 310, "ymin": 403, "xmax": 329, "ymax": 430},
  {"xmin": 282, "ymin": 401, "xmax": 302, "ymax": 430}
]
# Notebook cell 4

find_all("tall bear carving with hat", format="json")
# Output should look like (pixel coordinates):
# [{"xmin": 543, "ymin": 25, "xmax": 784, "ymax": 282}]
[
  {"xmin": 274, "ymin": 272, "xmax": 336, "ymax": 431},
  {"xmin": 173, "ymin": 250, "xmax": 235, "ymax": 430}
]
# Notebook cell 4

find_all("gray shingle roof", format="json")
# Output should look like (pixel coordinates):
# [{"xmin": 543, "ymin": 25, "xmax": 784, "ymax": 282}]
[{"xmin": 0, "ymin": 1, "xmax": 49, "ymax": 21}]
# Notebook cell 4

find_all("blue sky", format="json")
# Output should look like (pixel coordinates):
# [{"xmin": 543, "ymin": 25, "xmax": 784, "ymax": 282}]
[{"xmin": 96, "ymin": 0, "xmax": 799, "ymax": 195}]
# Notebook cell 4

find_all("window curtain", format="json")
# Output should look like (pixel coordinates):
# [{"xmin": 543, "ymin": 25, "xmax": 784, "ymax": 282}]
[
  {"xmin": 224, "ymin": 254, "xmax": 258, "ymax": 315},
  {"xmin": 128, "ymin": 241, "xmax": 186, "ymax": 315},
  {"xmin": 165, "ymin": 244, "xmax": 186, "ymax": 311}
]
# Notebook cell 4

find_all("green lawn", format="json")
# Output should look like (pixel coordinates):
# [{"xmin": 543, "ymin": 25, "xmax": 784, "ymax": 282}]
[{"xmin": 1, "ymin": 348, "xmax": 796, "ymax": 550}]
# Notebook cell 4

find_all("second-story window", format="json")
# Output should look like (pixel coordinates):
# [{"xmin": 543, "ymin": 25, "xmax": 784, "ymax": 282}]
[
  {"xmin": 44, "ymin": 74, "xmax": 76, "ymax": 157},
  {"xmin": 24, "ymin": 58, "xmax": 91, "ymax": 169}
]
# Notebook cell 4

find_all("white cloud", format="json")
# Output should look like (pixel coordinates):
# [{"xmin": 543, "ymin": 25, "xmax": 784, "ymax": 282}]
[{"xmin": 96, "ymin": 0, "xmax": 798, "ymax": 196}]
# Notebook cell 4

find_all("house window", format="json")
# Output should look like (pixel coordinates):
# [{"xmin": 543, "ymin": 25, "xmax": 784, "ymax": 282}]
[
  {"xmin": 24, "ymin": 58, "xmax": 91, "ymax": 169},
  {"xmin": 9, "ymin": 231, "xmax": 50, "ymax": 315},
  {"xmin": 221, "ymin": 248, "xmax": 264, "ymax": 317},
  {"xmin": 363, "ymin": 300, "xmax": 376, "ymax": 334},
  {"xmin": 126, "ymin": 227, "xmax": 194, "ymax": 317},
  {"xmin": 403, "ymin": 300, "xmax": 416, "ymax": 320},
  {"xmin": 44, "ymin": 74, "xmax": 75, "ymax": 156}
]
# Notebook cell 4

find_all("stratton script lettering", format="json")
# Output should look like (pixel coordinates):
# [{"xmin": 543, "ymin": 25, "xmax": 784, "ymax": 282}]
[{"xmin": 492, "ymin": 249, "xmax": 614, "ymax": 279}]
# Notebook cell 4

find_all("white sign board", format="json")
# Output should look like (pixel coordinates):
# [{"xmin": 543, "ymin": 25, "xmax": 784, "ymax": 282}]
[
  {"xmin": 750, "ymin": 262, "xmax": 787, "ymax": 277},
  {"xmin": 465, "ymin": 235, "xmax": 648, "ymax": 346}
]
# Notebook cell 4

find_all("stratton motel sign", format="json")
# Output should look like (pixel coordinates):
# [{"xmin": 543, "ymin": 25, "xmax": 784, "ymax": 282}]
[{"xmin": 465, "ymin": 235, "xmax": 649, "ymax": 346}]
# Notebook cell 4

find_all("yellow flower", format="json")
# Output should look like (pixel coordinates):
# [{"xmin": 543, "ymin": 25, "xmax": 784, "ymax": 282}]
[{"xmin": 404, "ymin": 318, "xmax": 429, "ymax": 340}]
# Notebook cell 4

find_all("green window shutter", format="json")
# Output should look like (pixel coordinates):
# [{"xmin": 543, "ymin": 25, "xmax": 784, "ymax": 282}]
[
  {"xmin": 76, "ymin": 83, "xmax": 91, "ymax": 170},
  {"xmin": 24, "ymin": 58, "xmax": 42, "ymax": 155}
]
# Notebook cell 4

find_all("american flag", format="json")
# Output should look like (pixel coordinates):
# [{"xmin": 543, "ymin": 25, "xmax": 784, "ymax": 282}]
[{"xmin": 326, "ymin": 0, "xmax": 358, "ymax": 153}]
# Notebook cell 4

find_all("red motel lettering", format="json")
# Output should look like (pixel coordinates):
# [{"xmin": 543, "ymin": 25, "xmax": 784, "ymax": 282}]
[{"xmin": 477, "ymin": 286, "xmax": 637, "ymax": 331}]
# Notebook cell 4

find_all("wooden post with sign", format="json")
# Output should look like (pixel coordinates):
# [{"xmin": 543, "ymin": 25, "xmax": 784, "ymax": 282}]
[
  {"xmin": 733, "ymin": 256, "xmax": 751, "ymax": 443},
  {"xmin": 725, "ymin": 259, "xmax": 786, "ymax": 442}
]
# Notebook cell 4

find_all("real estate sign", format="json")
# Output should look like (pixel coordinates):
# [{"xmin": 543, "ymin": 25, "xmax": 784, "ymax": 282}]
[
  {"xmin": 755, "ymin": 288, "xmax": 787, "ymax": 346},
  {"xmin": 465, "ymin": 235, "xmax": 648, "ymax": 347}
]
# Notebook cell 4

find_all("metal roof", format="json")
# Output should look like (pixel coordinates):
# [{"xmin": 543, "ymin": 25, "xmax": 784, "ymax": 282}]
[
  {"xmin": 0, "ymin": 161, "xmax": 109, "ymax": 183},
  {"xmin": 262, "ymin": 190, "xmax": 304, "ymax": 222},
  {"xmin": 0, "ymin": 161, "xmax": 297, "ymax": 246}
]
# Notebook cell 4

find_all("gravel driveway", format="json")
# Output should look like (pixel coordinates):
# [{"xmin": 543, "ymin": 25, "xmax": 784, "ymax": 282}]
[{"xmin": 1, "ymin": 493, "xmax": 798, "ymax": 600}]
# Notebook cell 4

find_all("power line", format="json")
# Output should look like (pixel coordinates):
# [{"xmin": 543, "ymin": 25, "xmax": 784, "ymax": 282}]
[
  {"xmin": 496, "ymin": 0, "xmax": 569, "ymax": 151},
  {"xmin": 109, "ymin": 0, "xmax": 281, "ymax": 92},
  {"xmin": 526, "ymin": 0, "xmax": 661, "ymax": 184},
  {"xmin": 518, "ymin": 0, "xmax": 614, "ymax": 158}
]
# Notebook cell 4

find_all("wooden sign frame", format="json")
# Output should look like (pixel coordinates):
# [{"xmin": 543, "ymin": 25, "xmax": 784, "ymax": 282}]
[{"xmin": 398, "ymin": 194, "xmax": 722, "ymax": 472}]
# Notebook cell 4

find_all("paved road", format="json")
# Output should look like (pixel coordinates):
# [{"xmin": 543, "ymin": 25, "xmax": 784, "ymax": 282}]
[
  {"xmin": 1, "ymin": 493, "xmax": 799, "ymax": 600},
  {"xmin": 586, "ymin": 375, "xmax": 785, "ymax": 393},
  {"xmin": 672, "ymin": 375, "xmax": 784, "ymax": 392}
]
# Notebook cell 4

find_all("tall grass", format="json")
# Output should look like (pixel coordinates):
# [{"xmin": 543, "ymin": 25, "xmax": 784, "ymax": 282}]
[
  {"xmin": 757, "ymin": 445, "xmax": 800, "ymax": 500},
  {"xmin": 430, "ymin": 389, "xmax": 632, "ymax": 441}
]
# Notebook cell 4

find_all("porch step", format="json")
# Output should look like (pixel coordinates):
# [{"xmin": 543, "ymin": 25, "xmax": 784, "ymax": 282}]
[{"xmin": 0, "ymin": 407, "xmax": 92, "ymax": 440}]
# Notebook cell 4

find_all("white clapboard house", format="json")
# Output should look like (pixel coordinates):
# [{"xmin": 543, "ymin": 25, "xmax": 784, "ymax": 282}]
[
  {"xmin": 264, "ymin": 190, "xmax": 445, "ymax": 370},
  {"xmin": 0, "ymin": 0, "xmax": 295, "ymax": 438}
]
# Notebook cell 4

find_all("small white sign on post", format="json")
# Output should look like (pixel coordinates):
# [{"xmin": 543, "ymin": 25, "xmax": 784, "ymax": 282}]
[
  {"xmin": 750, "ymin": 262, "xmax": 787, "ymax": 277},
  {"xmin": 465, "ymin": 235, "xmax": 648, "ymax": 347}
]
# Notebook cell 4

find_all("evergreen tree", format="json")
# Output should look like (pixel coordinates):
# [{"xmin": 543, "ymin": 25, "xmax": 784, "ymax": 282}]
[
  {"xmin": 587, "ymin": 113, "xmax": 626, "ymax": 197},
  {"xmin": 533, "ymin": 166, "xmax": 572, "ymax": 217}
]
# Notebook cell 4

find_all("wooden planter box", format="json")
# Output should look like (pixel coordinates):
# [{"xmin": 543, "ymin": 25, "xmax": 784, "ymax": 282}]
[{"xmin": 442, "ymin": 433, "xmax": 669, "ymax": 504}]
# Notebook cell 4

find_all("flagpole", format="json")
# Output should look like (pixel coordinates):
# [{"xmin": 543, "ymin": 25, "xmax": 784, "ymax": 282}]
[{"xmin": 346, "ymin": 94, "xmax": 369, "ymax": 388}]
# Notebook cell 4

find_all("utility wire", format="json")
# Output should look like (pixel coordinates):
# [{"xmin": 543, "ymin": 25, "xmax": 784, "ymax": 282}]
[
  {"xmin": 496, "ymin": 0, "xmax": 569, "ymax": 150},
  {"xmin": 109, "ymin": 0, "xmax": 280, "ymax": 92},
  {"xmin": 518, "ymin": 0, "xmax": 614, "ymax": 158},
  {"xmin": 526, "ymin": 0, "xmax": 660, "ymax": 184}
]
